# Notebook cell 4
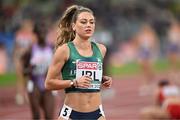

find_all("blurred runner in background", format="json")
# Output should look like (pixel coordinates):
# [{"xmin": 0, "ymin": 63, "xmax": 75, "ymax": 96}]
[
  {"xmin": 166, "ymin": 20, "xmax": 180, "ymax": 86},
  {"xmin": 13, "ymin": 19, "xmax": 36, "ymax": 105},
  {"xmin": 134, "ymin": 23, "xmax": 159, "ymax": 95},
  {"xmin": 22, "ymin": 22, "xmax": 55, "ymax": 119},
  {"xmin": 167, "ymin": 20, "xmax": 180, "ymax": 71}
]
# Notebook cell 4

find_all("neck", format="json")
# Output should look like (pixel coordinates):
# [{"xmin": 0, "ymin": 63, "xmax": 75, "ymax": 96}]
[{"xmin": 73, "ymin": 36, "xmax": 91, "ymax": 50}]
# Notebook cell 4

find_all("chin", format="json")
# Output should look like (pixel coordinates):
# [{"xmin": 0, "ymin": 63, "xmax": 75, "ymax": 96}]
[{"xmin": 82, "ymin": 36, "xmax": 91, "ymax": 40}]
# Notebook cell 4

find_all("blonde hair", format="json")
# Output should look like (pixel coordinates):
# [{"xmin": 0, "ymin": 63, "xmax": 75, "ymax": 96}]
[{"xmin": 55, "ymin": 5, "xmax": 93, "ymax": 50}]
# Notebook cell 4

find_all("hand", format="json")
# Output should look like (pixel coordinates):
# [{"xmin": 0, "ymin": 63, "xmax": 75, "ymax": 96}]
[
  {"xmin": 75, "ymin": 75, "xmax": 92, "ymax": 88},
  {"xmin": 102, "ymin": 76, "xmax": 112, "ymax": 88}
]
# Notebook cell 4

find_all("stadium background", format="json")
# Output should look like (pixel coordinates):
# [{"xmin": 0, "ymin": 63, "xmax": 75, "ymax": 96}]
[{"xmin": 0, "ymin": 0, "xmax": 180, "ymax": 119}]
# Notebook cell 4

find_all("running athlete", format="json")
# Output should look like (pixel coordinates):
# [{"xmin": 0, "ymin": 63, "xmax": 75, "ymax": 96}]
[
  {"xmin": 23, "ymin": 23, "xmax": 55, "ymax": 120},
  {"xmin": 134, "ymin": 23, "xmax": 158, "ymax": 95},
  {"xmin": 13, "ymin": 19, "xmax": 36, "ymax": 105},
  {"xmin": 45, "ymin": 5, "xmax": 112, "ymax": 120},
  {"xmin": 165, "ymin": 20, "xmax": 180, "ymax": 87},
  {"xmin": 167, "ymin": 21, "xmax": 180, "ymax": 71}
]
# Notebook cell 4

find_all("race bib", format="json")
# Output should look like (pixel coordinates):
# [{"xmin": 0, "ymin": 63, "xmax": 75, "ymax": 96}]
[
  {"xmin": 59, "ymin": 104, "xmax": 72, "ymax": 120},
  {"xmin": 76, "ymin": 61, "xmax": 102, "ymax": 89}
]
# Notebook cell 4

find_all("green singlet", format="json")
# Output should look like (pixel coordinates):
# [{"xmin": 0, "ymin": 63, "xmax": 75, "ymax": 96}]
[{"xmin": 62, "ymin": 41, "xmax": 103, "ymax": 93}]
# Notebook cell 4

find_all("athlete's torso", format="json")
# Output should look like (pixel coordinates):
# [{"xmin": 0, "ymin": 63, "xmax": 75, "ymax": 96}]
[
  {"xmin": 62, "ymin": 41, "xmax": 103, "ymax": 93},
  {"xmin": 62, "ymin": 41, "xmax": 104, "ymax": 112},
  {"xmin": 30, "ymin": 44, "xmax": 53, "ymax": 91}
]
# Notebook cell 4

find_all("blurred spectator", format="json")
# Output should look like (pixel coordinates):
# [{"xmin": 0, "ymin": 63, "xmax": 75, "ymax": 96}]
[
  {"xmin": 140, "ymin": 79, "xmax": 180, "ymax": 120},
  {"xmin": 0, "ymin": 43, "xmax": 7, "ymax": 74},
  {"xmin": 22, "ymin": 22, "xmax": 55, "ymax": 120},
  {"xmin": 133, "ymin": 23, "xmax": 159, "ymax": 95},
  {"xmin": 13, "ymin": 19, "xmax": 36, "ymax": 105}
]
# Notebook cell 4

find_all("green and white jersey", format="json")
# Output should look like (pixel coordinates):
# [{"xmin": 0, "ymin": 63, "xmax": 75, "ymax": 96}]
[{"xmin": 62, "ymin": 41, "xmax": 103, "ymax": 93}]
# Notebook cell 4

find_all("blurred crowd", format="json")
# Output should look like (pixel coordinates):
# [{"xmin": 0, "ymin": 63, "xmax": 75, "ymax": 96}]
[
  {"xmin": 0, "ymin": 0, "xmax": 180, "ymax": 119},
  {"xmin": 0, "ymin": 0, "xmax": 180, "ymax": 74}
]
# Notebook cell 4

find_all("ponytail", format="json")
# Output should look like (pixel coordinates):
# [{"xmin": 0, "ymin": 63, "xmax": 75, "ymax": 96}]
[{"xmin": 55, "ymin": 5, "xmax": 93, "ymax": 50}]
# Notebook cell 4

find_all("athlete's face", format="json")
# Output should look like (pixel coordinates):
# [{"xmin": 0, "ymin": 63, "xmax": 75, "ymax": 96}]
[{"xmin": 72, "ymin": 12, "xmax": 95, "ymax": 39}]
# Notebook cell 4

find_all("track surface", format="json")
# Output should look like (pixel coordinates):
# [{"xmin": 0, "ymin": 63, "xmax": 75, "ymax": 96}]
[{"xmin": 0, "ymin": 76, "xmax": 159, "ymax": 120}]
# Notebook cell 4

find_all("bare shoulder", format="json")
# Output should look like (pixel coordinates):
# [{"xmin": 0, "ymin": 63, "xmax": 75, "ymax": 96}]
[
  {"xmin": 54, "ymin": 43, "xmax": 70, "ymax": 61},
  {"xmin": 96, "ymin": 43, "xmax": 107, "ymax": 58}
]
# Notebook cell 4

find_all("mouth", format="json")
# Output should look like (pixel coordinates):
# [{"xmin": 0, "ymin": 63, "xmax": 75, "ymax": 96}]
[{"xmin": 85, "ymin": 29, "xmax": 92, "ymax": 33}]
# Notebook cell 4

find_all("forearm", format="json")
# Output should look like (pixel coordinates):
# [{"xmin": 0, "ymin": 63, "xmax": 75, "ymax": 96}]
[{"xmin": 45, "ymin": 79, "xmax": 72, "ymax": 90}]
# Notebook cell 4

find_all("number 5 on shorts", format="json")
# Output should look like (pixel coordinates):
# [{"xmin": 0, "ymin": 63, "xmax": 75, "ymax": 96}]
[{"xmin": 60, "ymin": 105, "xmax": 72, "ymax": 120}]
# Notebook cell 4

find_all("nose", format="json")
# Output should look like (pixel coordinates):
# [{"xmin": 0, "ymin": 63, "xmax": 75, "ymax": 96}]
[{"xmin": 86, "ymin": 22, "xmax": 91, "ymax": 27}]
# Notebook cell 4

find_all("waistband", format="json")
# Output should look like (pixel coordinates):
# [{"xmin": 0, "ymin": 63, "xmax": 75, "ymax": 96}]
[{"xmin": 59, "ymin": 104, "xmax": 105, "ymax": 120}]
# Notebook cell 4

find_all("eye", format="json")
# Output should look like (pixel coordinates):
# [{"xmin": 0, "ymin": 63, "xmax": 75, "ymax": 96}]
[
  {"xmin": 90, "ymin": 21, "xmax": 95, "ymax": 24},
  {"xmin": 80, "ymin": 21, "xmax": 87, "ymax": 24}
]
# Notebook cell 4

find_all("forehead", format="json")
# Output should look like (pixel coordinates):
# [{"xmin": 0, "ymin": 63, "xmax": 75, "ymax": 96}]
[{"xmin": 77, "ymin": 12, "xmax": 94, "ymax": 20}]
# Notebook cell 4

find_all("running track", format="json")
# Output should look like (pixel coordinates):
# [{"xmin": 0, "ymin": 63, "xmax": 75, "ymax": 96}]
[{"xmin": 0, "ymin": 76, "xmax": 158, "ymax": 120}]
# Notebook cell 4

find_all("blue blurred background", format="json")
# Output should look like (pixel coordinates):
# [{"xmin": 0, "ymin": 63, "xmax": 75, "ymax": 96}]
[{"xmin": 0, "ymin": 0, "xmax": 179, "ymax": 74}]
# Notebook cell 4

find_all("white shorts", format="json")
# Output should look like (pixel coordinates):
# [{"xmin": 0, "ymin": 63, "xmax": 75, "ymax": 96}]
[{"xmin": 59, "ymin": 104, "xmax": 105, "ymax": 120}]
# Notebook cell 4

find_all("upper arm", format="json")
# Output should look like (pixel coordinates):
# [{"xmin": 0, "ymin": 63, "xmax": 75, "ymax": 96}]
[
  {"xmin": 97, "ymin": 43, "xmax": 107, "ymax": 58},
  {"xmin": 46, "ymin": 44, "xmax": 69, "ymax": 80}
]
